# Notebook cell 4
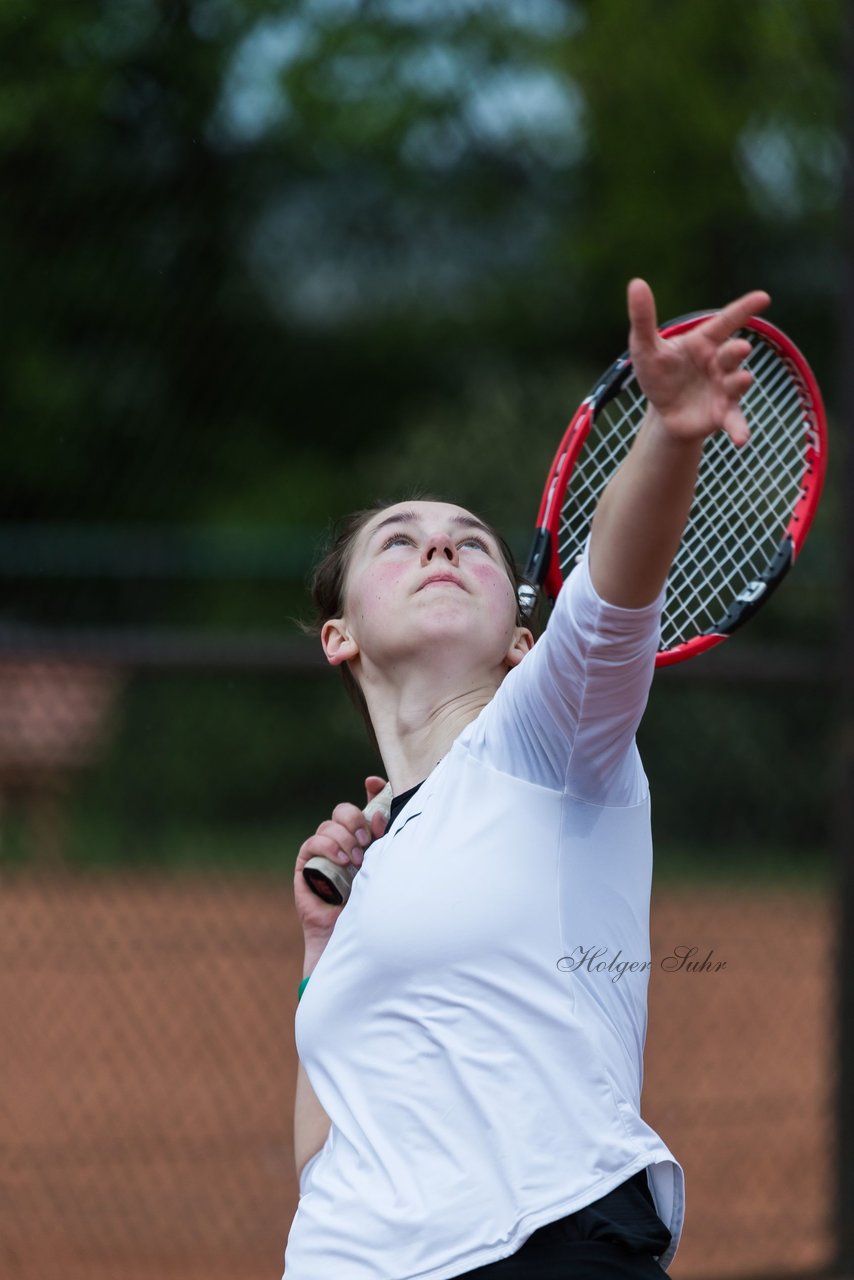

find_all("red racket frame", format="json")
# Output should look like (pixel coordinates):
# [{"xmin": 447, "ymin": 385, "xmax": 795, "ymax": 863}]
[{"xmin": 525, "ymin": 314, "xmax": 827, "ymax": 666}]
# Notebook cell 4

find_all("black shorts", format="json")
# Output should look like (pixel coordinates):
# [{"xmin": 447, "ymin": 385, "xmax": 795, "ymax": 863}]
[
  {"xmin": 452, "ymin": 1237, "xmax": 665, "ymax": 1278},
  {"xmin": 450, "ymin": 1169, "xmax": 672, "ymax": 1279}
]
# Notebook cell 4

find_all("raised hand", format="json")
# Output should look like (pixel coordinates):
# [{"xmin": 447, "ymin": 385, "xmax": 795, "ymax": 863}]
[{"xmin": 627, "ymin": 278, "xmax": 771, "ymax": 448}]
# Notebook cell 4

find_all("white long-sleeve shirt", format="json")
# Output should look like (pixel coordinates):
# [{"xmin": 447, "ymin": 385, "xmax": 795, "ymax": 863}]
[{"xmin": 284, "ymin": 546, "xmax": 684, "ymax": 1279}]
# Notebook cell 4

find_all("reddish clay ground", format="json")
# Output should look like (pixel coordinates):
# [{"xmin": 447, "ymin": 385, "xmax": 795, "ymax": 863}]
[{"xmin": 0, "ymin": 876, "xmax": 833, "ymax": 1280}]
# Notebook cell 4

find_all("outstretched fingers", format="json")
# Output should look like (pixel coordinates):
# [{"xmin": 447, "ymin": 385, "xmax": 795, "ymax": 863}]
[
  {"xmin": 626, "ymin": 278, "xmax": 660, "ymax": 355},
  {"xmin": 701, "ymin": 290, "xmax": 771, "ymax": 345},
  {"xmin": 717, "ymin": 360, "xmax": 756, "ymax": 447},
  {"xmin": 715, "ymin": 330, "xmax": 760, "ymax": 447},
  {"xmin": 722, "ymin": 403, "xmax": 752, "ymax": 448},
  {"xmin": 716, "ymin": 336, "xmax": 753, "ymax": 374},
  {"xmin": 624, "ymin": 277, "xmax": 770, "ymax": 446}
]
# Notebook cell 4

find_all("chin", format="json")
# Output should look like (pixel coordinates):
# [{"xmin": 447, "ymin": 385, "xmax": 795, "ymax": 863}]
[
  {"xmin": 402, "ymin": 603, "xmax": 468, "ymax": 636},
  {"xmin": 427, "ymin": 623, "xmax": 510, "ymax": 665}
]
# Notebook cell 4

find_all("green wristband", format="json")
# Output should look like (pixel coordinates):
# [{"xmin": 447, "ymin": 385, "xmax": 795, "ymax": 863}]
[{"xmin": 298, "ymin": 976, "xmax": 310, "ymax": 1002}]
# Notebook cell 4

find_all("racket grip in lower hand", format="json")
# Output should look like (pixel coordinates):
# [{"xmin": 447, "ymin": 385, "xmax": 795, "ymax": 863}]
[{"xmin": 302, "ymin": 783, "xmax": 393, "ymax": 907}]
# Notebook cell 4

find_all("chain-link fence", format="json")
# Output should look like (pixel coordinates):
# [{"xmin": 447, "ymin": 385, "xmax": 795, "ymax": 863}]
[{"xmin": 0, "ymin": 631, "xmax": 838, "ymax": 1280}]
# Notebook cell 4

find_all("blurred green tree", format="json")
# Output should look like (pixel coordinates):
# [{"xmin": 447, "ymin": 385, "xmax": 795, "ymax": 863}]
[{"xmin": 1, "ymin": 0, "xmax": 844, "ymax": 532}]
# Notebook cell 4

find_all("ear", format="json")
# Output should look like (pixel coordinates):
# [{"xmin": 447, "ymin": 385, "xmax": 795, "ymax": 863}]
[
  {"xmin": 505, "ymin": 626, "xmax": 534, "ymax": 670},
  {"xmin": 321, "ymin": 618, "xmax": 360, "ymax": 667}
]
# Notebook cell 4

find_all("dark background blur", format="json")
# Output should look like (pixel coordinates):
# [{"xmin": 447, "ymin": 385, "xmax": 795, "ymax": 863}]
[{"xmin": 0, "ymin": 2, "xmax": 848, "ymax": 1278}]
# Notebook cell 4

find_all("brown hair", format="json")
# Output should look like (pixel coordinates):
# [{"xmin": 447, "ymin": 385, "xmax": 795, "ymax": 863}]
[{"xmin": 305, "ymin": 497, "xmax": 535, "ymax": 745}]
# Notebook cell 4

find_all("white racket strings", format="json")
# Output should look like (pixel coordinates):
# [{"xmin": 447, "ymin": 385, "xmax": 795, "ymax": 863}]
[{"xmin": 556, "ymin": 332, "xmax": 812, "ymax": 650}]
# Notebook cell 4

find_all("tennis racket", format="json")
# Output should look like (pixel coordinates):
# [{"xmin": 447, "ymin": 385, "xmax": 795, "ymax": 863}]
[
  {"xmin": 520, "ymin": 312, "xmax": 827, "ymax": 664},
  {"xmin": 303, "ymin": 783, "xmax": 393, "ymax": 906}
]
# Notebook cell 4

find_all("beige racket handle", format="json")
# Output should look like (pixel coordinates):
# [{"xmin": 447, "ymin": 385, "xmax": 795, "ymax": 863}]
[{"xmin": 302, "ymin": 782, "xmax": 393, "ymax": 906}]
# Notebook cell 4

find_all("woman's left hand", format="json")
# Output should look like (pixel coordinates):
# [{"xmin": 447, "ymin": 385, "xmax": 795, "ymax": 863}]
[{"xmin": 627, "ymin": 278, "xmax": 771, "ymax": 448}]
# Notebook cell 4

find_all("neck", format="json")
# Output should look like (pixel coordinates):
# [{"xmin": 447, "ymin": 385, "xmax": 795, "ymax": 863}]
[{"xmin": 360, "ymin": 661, "xmax": 505, "ymax": 794}]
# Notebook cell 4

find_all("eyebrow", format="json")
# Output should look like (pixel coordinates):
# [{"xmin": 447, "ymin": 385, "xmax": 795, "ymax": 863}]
[{"xmin": 367, "ymin": 511, "xmax": 495, "ymax": 541}]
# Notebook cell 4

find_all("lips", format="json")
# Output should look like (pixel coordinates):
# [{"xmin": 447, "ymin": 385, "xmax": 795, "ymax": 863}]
[{"xmin": 417, "ymin": 573, "xmax": 466, "ymax": 592}]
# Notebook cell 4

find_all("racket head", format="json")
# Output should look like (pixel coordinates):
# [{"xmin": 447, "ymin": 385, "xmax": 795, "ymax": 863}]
[{"xmin": 525, "ymin": 313, "xmax": 827, "ymax": 666}]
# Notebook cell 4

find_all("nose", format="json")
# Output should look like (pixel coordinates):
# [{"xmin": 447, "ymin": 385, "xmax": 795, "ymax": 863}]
[{"xmin": 421, "ymin": 532, "xmax": 459, "ymax": 566}]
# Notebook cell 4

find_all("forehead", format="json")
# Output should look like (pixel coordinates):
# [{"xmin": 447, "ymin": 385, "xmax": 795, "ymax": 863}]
[{"xmin": 360, "ymin": 501, "xmax": 488, "ymax": 543}]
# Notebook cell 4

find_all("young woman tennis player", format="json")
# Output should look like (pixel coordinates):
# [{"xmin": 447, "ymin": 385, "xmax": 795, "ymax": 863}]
[{"xmin": 284, "ymin": 279, "xmax": 770, "ymax": 1279}]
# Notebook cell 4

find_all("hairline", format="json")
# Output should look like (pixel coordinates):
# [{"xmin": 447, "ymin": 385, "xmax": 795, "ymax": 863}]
[{"xmin": 360, "ymin": 506, "xmax": 497, "ymax": 547}]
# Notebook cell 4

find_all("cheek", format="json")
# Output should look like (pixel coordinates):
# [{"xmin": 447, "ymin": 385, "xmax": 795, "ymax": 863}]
[
  {"xmin": 472, "ymin": 566, "xmax": 517, "ymax": 629},
  {"xmin": 349, "ymin": 563, "xmax": 408, "ymax": 625}
]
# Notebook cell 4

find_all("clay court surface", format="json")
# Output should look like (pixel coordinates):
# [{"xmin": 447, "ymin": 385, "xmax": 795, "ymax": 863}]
[{"xmin": 0, "ymin": 875, "xmax": 834, "ymax": 1280}]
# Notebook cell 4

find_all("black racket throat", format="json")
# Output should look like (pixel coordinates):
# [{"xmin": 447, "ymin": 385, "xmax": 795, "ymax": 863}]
[
  {"xmin": 591, "ymin": 354, "xmax": 633, "ymax": 412},
  {"xmin": 711, "ymin": 536, "xmax": 794, "ymax": 638},
  {"xmin": 523, "ymin": 528, "xmax": 552, "ymax": 595}
]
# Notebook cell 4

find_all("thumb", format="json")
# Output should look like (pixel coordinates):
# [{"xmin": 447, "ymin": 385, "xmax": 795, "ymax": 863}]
[
  {"xmin": 363, "ymin": 775, "xmax": 390, "ymax": 839},
  {"xmin": 627, "ymin": 277, "xmax": 659, "ymax": 357},
  {"xmin": 364, "ymin": 775, "xmax": 388, "ymax": 803}
]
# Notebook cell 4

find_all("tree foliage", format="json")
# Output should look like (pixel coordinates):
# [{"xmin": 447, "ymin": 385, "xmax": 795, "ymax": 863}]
[{"xmin": 1, "ymin": 0, "xmax": 844, "ymax": 532}]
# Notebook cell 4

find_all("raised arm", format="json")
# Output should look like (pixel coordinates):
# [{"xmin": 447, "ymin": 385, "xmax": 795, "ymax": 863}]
[
  {"xmin": 589, "ymin": 278, "xmax": 770, "ymax": 609},
  {"xmin": 464, "ymin": 280, "xmax": 771, "ymax": 804}
]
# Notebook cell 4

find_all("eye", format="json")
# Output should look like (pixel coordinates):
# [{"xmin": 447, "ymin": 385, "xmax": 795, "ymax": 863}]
[
  {"xmin": 459, "ymin": 536, "xmax": 491, "ymax": 553},
  {"xmin": 380, "ymin": 533, "xmax": 415, "ymax": 550}
]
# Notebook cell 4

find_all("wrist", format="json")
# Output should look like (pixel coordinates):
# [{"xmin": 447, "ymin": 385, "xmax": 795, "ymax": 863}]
[{"xmin": 641, "ymin": 406, "xmax": 709, "ymax": 457}]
